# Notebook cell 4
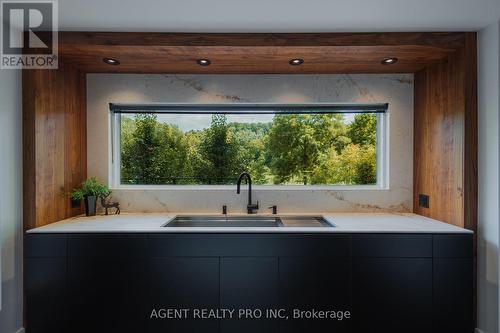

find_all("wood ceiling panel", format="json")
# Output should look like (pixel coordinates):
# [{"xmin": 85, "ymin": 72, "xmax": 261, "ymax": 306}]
[
  {"xmin": 53, "ymin": 32, "xmax": 465, "ymax": 74},
  {"xmin": 56, "ymin": 32, "xmax": 465, "ymax": 48},
  {"xmin": 58, "ymin": 45, "xmax": 453, "ymax": 74}
]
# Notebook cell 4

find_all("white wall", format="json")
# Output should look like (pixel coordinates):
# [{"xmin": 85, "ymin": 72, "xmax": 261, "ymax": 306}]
[
  {"xmin": 87, "ymin": 74, "xmax": 413, "ymax": 214},
  {"xmin": 477, "ymin": 20, "xmax": 500, "ymax": 333},
  {"xmin": 0, "ymin": 70, "xmax": 24, "ymax": 333}
]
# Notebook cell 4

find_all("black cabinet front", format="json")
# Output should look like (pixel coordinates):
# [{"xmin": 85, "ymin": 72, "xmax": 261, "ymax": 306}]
[
  {"xmin": 149, "ymin": 257, "xmax": 220, "ymax": 333},
  {"xmin": 279, "ymin": 257, "xmax": 352, "ymax": 333},
  {"xmin": 25, "ymin": 233, "xmax": 473, "ymax": 333},
  {"xmin": 67, "ymin": 234, "xmax": 149, "ymax": 333},
  {"xmin": 352, "ymin": 257, "xmax": 433, "ymax": 333},
  {"xmin": 220, "ymin": 257, "xmax": 279, "ymax": 333}
]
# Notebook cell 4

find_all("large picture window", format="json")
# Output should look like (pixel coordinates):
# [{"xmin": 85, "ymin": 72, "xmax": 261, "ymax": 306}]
[{"xmin": 110, "ymin": 104, "xmax": 388, "ymax": 188}]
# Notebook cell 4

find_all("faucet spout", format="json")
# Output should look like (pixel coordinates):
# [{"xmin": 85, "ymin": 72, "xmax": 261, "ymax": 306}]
[{"xmin": 236, "ymin": 172, "xmax": 259, "ymax": 214}]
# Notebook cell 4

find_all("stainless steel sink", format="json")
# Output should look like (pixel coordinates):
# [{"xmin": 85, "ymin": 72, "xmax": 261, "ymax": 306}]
[
  {"xmin": 164, "ymin": 216, "xmax": 283, "ymax": 227},
  {"xmin": 163, "ymin": 215, "xmax": 334, "ymax": 228}
]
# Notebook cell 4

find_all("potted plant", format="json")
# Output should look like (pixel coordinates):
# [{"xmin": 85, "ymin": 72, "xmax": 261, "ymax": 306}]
[{"xmin": 71, "ymin": 177, "xmax": 111, "ymax": 216}]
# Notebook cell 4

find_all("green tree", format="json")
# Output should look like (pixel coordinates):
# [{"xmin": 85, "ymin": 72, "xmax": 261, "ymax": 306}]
[
  {"xmin": 267, "ymin": 114, "xmax": 350, "ymax": 185},
  {"xmin": 348, "ymin": 113, "xmax": 377, "ymax": 146},
  {"xmin": 312, "ymin": 144, "xmax": 376, "ymax": 185},
  {"xmin": 120, "ymin": 111, "xmax": 378, "ymax": 186},
  {"xmin": 229, "ymin": 122, "xmax": 271, "ymax": 184},
  {"xmin": 121, "ymin": 114, "xmax": 162, "ymax": 184},
  {"xmin": 353, "ymin": 145, "xmax": 377, "ymax": 185},
  {"xmin": 156, "ymin": 123, "xmax": 191, "ymax": 184},
  {"xmin": 121, "ymin": 114, "xmax": 190, "ymax": 184},
  {"xmin": 196, "ymin": 115, "xmax": 240, "ymax": 184},
  {"xmin": 183, "ymin": 131, "xmax": 205, "ymax": 184}
]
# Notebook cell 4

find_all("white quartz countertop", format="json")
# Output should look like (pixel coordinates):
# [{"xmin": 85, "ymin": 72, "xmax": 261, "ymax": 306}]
[{"xmin": 26, "ymin": 213, "xmax": 472, "ymax": 234}]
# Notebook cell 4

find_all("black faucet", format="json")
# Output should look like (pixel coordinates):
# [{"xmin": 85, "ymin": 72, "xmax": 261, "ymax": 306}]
[{"xmin": 236, "ymin": 172, "xmax": 259, "ymax": 214}]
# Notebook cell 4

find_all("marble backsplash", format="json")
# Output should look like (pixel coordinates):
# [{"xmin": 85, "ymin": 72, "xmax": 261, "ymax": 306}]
[{"xmin": 87, "ymin": 74, "xmax": 414, "ymax": 213}]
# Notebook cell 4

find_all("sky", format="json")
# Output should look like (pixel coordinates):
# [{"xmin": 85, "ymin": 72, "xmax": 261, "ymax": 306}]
[{"xmin": 123, "ymin": 113, "xmax": 357, "ymax": 132}]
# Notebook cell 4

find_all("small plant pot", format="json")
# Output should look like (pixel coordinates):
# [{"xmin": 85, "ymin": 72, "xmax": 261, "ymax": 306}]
[{"xmin": 84, "ymin": 195, "xmax": 97, "ymax": 216}]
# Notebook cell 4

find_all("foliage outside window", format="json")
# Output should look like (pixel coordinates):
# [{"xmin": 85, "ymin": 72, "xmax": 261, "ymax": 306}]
[{"xmin": 116, "ymin": 110, "xmax": 382, "ymax": 186}]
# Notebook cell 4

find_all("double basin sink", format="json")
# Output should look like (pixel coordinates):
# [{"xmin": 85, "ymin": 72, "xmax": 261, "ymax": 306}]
[{"xmin": 163, "ymin": 215, "xmax": 334, "ymax": 228}]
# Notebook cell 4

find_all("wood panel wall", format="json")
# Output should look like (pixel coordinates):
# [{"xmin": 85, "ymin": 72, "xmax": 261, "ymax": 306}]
[
  {"xmin": 23, "ymin": 61, "xmax": 87, "ymax": 230},
  {"xmin": 413, "ymin": 33, "xmax": 477, "ymax": 325},
  {"xmin": 413, "ymin": 33, "xmax": 477, "ymax": 231}
]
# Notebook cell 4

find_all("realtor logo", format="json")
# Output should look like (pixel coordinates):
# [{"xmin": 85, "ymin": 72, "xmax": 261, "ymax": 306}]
[{"xmin": 1, "ymin": 0, "xmax": 58, "ymax": 69}]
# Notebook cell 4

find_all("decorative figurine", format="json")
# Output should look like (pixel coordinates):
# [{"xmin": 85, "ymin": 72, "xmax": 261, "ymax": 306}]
[{"xmin": 100, "ymin": 193, "xmax": 121, "ymax": 215}]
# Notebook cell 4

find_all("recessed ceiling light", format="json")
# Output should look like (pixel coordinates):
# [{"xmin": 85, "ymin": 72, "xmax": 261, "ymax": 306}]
[
  {"xmin": 196, "ymin": 59, "xmax": 211, "ymax": 66},
  {"xmin": 289, "ymin": 58, "xmax": 304, "ymax": 66},
  {"xmin": 103, "ymin": 58, "xmax": 120, "ymax": 65},
  {"xmin": 381, "ymin": 57, "xmax": 398, "ymax": 65}
]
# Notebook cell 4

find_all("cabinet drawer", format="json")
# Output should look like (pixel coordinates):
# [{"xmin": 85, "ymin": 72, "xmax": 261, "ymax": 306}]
[
  {"xmin": 433, "ymin": 234, "xmax": 473, "ymax": 258},
  {"xmin": 276, "ymin": 234, "xmax": 350, "ymax": 257},
  {"xmin": 148, "ymin": 234, "xmax": 350, "ymax": 257},
  {"xmin": 26, "ymin": 234, "xmax": 67, "ymax": 258},
  {"xmin": 352, "ymin": 234, "xmax": 432, "ymax": 257},
  {"xmin": 68, "ymin": 234, "xmax": 147, "ymax": 258}
]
